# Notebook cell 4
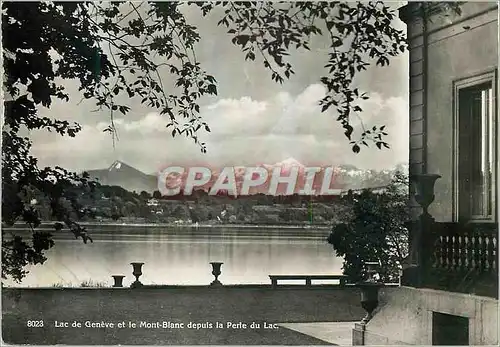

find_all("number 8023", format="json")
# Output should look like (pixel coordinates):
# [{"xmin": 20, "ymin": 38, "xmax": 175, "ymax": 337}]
[{"xmin": 27, "ymin": 320, "xmax": 44, "ymax": 327}]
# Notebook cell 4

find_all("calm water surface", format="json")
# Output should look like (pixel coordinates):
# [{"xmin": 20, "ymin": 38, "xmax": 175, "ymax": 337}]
[{"xmin": 7, "ymin": 226, "xmax": 343, "ymax": 287}]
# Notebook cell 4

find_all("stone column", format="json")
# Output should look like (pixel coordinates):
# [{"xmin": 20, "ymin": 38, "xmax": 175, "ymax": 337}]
[{"xmin": 399, "ymin": 3, "xmax": 429, "ymax": 288}]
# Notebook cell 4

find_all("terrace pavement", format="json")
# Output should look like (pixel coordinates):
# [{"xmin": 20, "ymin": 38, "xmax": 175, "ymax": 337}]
[{"xmin": 2, "ymin": 285, "xmax": 364, "ymax": 345}]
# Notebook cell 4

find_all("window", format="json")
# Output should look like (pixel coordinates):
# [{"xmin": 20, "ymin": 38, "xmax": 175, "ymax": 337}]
[
  {"xmin": 432, "ymin": 312, "xmax": 469, "ymax": 345},
  {"xmin": 455, "ymin": 72, "xmax": 496, "ymax": 222}
]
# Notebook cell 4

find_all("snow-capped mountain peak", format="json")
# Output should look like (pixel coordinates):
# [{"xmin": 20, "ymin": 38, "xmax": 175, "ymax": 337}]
[
  {"xmin": 109, "ymin": 160, "xmax": 123, "ymax": 171},
  {"xmin": 85, "ymin": 160, "xmax": 158, "ymax": 193},
  {"xmin": 263, "ymin": 157, "xmax": 304, "ymax": 169},
  {"xmin": 278, "ymin": 157, "xmax": 304, "ymax": 168}
]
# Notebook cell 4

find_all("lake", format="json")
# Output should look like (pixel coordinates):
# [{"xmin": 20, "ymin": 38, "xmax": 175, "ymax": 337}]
[{"xmin": 4, "ymin": 225, "xmax": 343, "ymax": 287}]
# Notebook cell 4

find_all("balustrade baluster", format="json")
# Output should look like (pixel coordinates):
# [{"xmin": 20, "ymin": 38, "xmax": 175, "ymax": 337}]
[
  {"xmin": 450, "ymin": 235, "xmax": 456, "ymax": 269},
  {"xmin": 474, "ymin": 233, "xmax": 481, "ymax": 271},
  {"xmin": 468, "ymin": 235, "xmax": 475, "ymax": 269},
  {"xmin": 483, "ymin": 236, "xmax": 489, "ymax": 271},
  {"xmin": 441, "ymin": 235, "xmax": 449, "ymax": 269},
  {"xmin": 453, "ymin": 234, "xmax": 460, "ymax": 270},
  {"xmin": 486, "ymin": 234, "xmax": 494, "ymax": 272},
  {"xmin": 493, "ymin": 236, "xmax": 498, "ymax": 271},
  {"xmin": 434, "ymin": 236, "xmax": 443, "ymax": 268},
  {"xmin": 480, "ymin": 232, "xmax": 488, "ymax": 272},
  {"xmin": 459, "ymin": 235, "xmax": 467, "ymax": 271},
  {"xmin": 448, "ymin": 235, "xmax": 455, "ymax": 269}
]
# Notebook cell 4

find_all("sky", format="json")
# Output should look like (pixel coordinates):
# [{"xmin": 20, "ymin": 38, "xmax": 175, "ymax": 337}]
[{"xmin": 28, "ymin": 2, "xmax": 409, "ymax": 175}]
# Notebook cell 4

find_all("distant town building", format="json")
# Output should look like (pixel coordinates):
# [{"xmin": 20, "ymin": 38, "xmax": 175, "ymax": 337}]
[{"xmin": 147, "ymin": 198, "xmax": 159, "ymax": 207}]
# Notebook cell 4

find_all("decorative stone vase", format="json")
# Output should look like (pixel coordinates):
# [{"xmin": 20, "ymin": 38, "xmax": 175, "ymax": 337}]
[
  {"xmin": 358, "ymin": 281, "xmax": 384, "ymax": 324},
  {"xmin": 112, "ymin": 275, "xmax": 125, "ymax": 288},
  {"xmin": 410, "ymin": 173, "xmax": 441, "ymax": 285},
  {"xmin": 412, "ymin": 173, "xmax": 441, "ymax": 217},
  {"xmin": 210, "ymin": 262, "xmax": 223, "ymax": 287},
  {"xmin": 130, "ymin": 262, "xmax": 144, "ymax": 288},
  {"xmin": 358, "ymin": 261, "xmax": 384, "ymax": 325}
]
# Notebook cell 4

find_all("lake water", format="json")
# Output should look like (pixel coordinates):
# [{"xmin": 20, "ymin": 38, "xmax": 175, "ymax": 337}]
[{"xmin": 4, "ymin": 226, "xmax": 343, "ymax": 287}]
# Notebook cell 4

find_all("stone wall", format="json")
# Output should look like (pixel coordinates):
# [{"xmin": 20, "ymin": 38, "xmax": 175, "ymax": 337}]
[{"xmin": 360, "ymin": 286, "xmax": 498, "ymax": 345}]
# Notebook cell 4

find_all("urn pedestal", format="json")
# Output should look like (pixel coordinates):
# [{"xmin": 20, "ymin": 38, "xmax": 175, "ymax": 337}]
[
  {"xmin": 210, "ymin": 262, "xmax": 223, "ymax": 287},
  {"xmin": 130, "ymin": 262, "xmax": 144, "ymax": 288}
]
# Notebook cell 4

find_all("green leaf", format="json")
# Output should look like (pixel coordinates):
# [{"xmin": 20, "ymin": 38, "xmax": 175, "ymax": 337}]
[
  {"xmin": 236, "ymin": 35, "xmax": 250, "ymax": 47},
  {"xmin": 344, "ymin": 124, "xmax": 354, "ymax": 139},
  {"xmin": 207, "ymin": 84, "xmax": 217, "ymax": 95},
  {"xmin": 332, "ymin": 39, "xmax": 342, "ymax": 48}
]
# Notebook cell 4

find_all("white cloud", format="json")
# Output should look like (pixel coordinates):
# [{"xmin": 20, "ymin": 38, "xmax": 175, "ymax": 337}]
[
  {"xmin": 31, "ymin": 84, "xmax": 408, "ymax": 172},
  {"xmin": 203, "ymin": 96, "xmax": 269, "ymax": 136}
]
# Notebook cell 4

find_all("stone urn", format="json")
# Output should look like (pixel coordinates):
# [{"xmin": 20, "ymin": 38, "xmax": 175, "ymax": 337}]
[
  {"xmin": 130, "ymin": 262, "xmax": 144, "ymax": 288},
  {"xmin": 112, "ymin": 275, "xmax": 125, "ymax": 288},
  {"xmin": 412, "ymin": 173, "xmax": 441, "ymax": 219},
  {"xmin": 358, "ymin": 261, "xmax": 384, "ymax": 325},
  {"xmin": 210, "ymin": 262, "xmax": 223, "ymax": 287}
]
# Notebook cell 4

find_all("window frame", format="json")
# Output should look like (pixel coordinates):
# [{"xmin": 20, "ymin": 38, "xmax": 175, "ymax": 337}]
[{"xmin": 452, "ymin": 69, "xmax": 497, "ymax": 223}]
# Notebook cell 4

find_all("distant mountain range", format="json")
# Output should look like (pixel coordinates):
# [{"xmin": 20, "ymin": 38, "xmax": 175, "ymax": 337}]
[
  {"xmin": 85, "ymin": 161, "xmax": 157, "ymax": 194},
  {"xmin": 84, "ymin": 159, "xmax": 408, "ymax": 195}
]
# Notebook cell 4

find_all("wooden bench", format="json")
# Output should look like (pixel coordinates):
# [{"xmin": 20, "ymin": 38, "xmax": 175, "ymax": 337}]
[{"xmin": 269, "ymin": 275, "xmax": 348, "ymax": 288}]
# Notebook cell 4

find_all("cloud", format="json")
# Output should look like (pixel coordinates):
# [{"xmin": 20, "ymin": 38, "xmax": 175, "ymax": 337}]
[
  {"xmin": 31, "ymin": 84, "xmax": 408, "ymax": 172},
  {"xmin": 95, "ymin": 112, "xmax": 175, "ymax": 135},
  {"xmin": 202, "ymin": 83, "xmax": 329, "ymax": 138},
  {"xmin": 203, "ymin": 96, "xmax": 269, "ymax": 136}
]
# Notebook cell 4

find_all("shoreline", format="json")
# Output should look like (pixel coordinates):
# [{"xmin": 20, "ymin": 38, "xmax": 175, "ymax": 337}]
[{"xmin": 5, "ymin": 221, "xmax": 333, "ymax": 231}]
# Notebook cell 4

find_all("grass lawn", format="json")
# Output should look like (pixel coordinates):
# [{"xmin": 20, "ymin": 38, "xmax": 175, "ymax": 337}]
[{"xmin": 2, "ymin": 286, "xmax": 364, "ymax": 345}]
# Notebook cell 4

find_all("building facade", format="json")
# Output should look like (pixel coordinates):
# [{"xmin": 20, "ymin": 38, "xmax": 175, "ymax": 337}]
[{"xmin": 354, "ymin": 2, "xmax": 499, "ymax": 345}]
